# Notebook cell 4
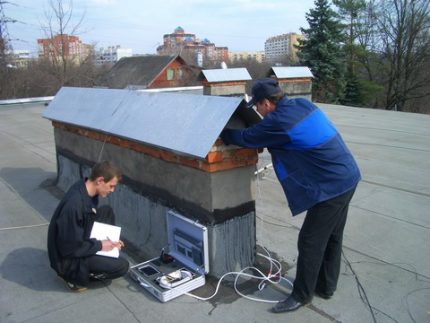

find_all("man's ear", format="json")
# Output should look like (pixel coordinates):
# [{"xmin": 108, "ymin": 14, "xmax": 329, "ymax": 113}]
[{"xmin": 95, "ymin": 176, "xmax": 105, "ymax": 185}]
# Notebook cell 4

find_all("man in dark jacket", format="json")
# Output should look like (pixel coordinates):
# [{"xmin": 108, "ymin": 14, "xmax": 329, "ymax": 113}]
[
  {"xmin": 221, "ymin": 78, "xmax": 361, "ymax": 313},
  {"xmin": 47, "ymin": 161, "xmax": 129, "ymax": 291}
]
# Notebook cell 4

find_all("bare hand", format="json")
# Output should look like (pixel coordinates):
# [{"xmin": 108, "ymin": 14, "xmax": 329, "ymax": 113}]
[{"xmin": 101, "ymin": 239, "xmax": 123, "ymax": 251}]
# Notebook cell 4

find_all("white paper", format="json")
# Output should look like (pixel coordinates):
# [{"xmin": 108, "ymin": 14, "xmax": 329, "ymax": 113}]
[{"xmin": 90, "ymin": 221, "xmax": 121, "ymax": 258}]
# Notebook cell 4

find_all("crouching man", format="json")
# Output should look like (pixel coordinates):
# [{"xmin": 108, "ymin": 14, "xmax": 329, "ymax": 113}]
[{"xmin": 47, "ymin": 161, "xmax": 129, "ymax": 291}]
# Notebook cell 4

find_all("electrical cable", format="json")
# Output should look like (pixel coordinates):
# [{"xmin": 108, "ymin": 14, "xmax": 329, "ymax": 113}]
[
  {"xmin": 342, "ymin": 250, "xmax": 378, "ymax": 323},
  {"xmin": 0, "ymin": 223, "xmax": 49, "ymax": 231},
  {"xmin": 185, "ymin": 248, "xmax": 293, "ymax": 303}
]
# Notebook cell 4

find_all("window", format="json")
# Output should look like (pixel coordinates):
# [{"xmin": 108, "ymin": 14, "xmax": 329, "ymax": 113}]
[{"xmin": 167, "ymin": 68, "xmax": 174, "ymax": 80}]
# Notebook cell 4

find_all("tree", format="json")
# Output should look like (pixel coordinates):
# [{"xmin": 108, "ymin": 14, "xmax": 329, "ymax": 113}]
[
  {"xmin": 375, "ymin": 0, "xmax": 430, "ymax": 111},
  {"xmin": 41, "ymin": 0, "xmax": 85, "ymax": 87},
  {"xmin": 334, "ymin": 0, "xmax": 368, "ymax": 106},
  {"xmin": 297, "ymin": 0, "xmax": 346, "ymax": 103},
  {"xmin": 0, "ymin": 0, "xmax": 17, "ymax": 99}
]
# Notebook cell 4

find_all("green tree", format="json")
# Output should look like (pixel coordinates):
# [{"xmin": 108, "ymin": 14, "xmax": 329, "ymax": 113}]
[
  {"xmin": 297, "ymin": 0, "xmax": 346, "ymax": 103},
  {"xmin": 333, "ymin": 0, "xmax": 367, "ymax": 106}
]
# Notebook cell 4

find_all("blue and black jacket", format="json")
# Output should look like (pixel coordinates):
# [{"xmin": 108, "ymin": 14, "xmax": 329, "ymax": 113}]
[{"xmin": 221, "ymin": 96, "xmax": 361, "ymax": 216}]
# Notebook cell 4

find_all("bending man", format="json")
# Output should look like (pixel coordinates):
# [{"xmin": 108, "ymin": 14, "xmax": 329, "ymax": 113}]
[{"xmin": 221, "ymin": 79, "xmax": 361, "ymax": 313}]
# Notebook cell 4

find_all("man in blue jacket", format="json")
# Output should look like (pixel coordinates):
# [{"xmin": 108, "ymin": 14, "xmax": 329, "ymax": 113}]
[{"xmin": 221, "ymin": 78, "xmax": 361, "ymax": 313}]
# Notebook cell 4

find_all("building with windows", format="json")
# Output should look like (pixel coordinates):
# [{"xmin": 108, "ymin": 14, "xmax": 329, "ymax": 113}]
[
  {"xmin": 99, "ymin": 54, "xmax": 201, "ymax": 89},
  {"xmin": 228, "ymin": 51, "xmax": 265, "ymax": 63},
  {"xmin": 37, "ymin": 34, "xmax": 91, "ymax": 63},
  {"xmin": 157, "ymin": 27, "xmax": 228, "ymax": 66},
  {"xmin": 10, "ymin": 50, "xmax": 32, "ymax": 68},
  {"xmin": 264, "ymin": 33, "xmax": 303, "ymax": 63},
  {"xmin": 95, "ymin": 45, "xmax": 133, "ymax": 65}
]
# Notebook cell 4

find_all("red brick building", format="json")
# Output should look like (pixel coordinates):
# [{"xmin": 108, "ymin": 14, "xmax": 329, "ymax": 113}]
[
  {"xmin": 157, "ymin": 27, "xmax": 228, "ymax": 66},
  {"xmin": 37, "ymin": 34, "xmax": 91, "ymax": 62}
]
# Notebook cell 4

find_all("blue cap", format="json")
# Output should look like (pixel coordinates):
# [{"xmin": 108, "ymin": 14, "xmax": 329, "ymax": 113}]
[{"xmin": 247, "ymin": 78, "xmax": 282, "ymax": 108}]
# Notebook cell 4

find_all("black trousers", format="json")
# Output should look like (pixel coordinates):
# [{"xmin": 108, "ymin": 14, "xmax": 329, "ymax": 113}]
[
  {"xmin": 291, "ymin": 187, "xmax": 356, "ymax": 303},
  {"xmin": 87, "ymin": 205, "xmax": 129, "ymax": 281}
]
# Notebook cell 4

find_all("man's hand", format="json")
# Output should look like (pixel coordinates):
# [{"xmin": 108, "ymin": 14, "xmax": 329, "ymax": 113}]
[{"xmin": 101, "ymin": 239, "xmax": 124, "ymax": 251}]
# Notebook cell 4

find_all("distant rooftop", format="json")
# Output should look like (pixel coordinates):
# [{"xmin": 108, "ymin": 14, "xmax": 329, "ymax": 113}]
[
  {"xmin": 268, "ymin": 66, "xmax": 314, "ymax": 79},
  {"xmin": 201, "ymin": 68, "xmax": 252, "ymax": 83}
]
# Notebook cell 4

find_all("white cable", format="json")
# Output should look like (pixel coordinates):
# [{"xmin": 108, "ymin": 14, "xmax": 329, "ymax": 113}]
[
  {"xmin": 187, "ymin": 156, "xmax": 294, "ymax": 303},
  {"xmin": 0, "ymin": 223, "xmax": 49, "ymax": 231},
  {"xmin": 186, "ymin": 249, "xmax": 293, "ymax": 303}
]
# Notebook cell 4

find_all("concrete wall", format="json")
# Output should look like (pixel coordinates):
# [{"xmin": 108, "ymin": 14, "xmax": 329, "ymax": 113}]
[{"xmin": 54, "ymin": 128, "xmax": 256, "ymax": 277}]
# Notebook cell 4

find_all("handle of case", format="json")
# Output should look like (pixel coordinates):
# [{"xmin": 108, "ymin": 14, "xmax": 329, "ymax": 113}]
[{"xmin": 137, "ymin": 276, "xmax": 152, "ymax": 289}]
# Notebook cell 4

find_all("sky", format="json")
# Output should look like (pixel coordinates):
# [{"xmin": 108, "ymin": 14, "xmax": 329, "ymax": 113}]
[{"xmin": 4, "ymin": 0, "xmax": 317, "ymax": 56}]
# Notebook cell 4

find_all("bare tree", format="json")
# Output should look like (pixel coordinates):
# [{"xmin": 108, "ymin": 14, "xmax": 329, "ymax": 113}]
[
  {"xmin": 41, "ymin": 0, "xmax": 85, "ymax": 86},
  {"xmin": 375, "ymin": 0, "xmax": 430, "ymax": 111}
]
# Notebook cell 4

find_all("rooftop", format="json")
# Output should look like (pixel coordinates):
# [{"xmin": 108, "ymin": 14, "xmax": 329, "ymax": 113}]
[{"xmin": 0, "ymin": 99, "xmax": 429, "ymax": 322}]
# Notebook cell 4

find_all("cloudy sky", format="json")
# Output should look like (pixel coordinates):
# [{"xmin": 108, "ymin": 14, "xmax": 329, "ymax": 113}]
[{"xmin": 5, "ymin": 0, "xmax": 316, "ymax": 56}]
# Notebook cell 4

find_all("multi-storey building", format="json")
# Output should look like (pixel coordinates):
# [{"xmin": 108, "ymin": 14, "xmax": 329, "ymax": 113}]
[
  {"xmin": 37, "ymin": 34, "xmax": 91, "ymax": 63},
  {"xmin": 264, "ymin": 33, "xmax": 303, "ymax": 63},
  {"xmin": 157, "ymin": 26, "xmax": 228, "ymax": 66},
  {"xmin": 10, "ymin": 49, "xmax": 32, "ymax": 68},
  {"xmin": 95, "ymin": 45, "xmax": 133, "ymax": 65},
  {"xmin": 228, "ymin": 51, "xmax": 265, "ymax": 63}
]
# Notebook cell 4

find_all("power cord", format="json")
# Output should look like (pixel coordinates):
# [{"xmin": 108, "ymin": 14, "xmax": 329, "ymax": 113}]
[{"xmin": 185, "ymin": 247, "xmax": 293, "ymax": 303}]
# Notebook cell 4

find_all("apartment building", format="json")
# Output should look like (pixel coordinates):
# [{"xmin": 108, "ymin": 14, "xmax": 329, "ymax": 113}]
[
  {"xmin": 157, "ymin": 26, "xmax": 228, "ymax": 66},
  {"xmin": 37, "ymin": 34, "xmax": 91, "ymax": 63},
  {"xmin": 264, "ymin": 33, "xmax": 303, "ymax": 63}
]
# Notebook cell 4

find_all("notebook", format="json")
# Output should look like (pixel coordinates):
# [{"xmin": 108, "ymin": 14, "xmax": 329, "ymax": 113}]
[{"xmin": 90, "ymin": 221, "xmax": 121, "ymax": 258}]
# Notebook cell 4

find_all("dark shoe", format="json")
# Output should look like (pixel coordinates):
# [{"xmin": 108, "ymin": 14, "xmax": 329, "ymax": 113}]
[
  {"xmin": 314, "ymin": 290, "xmax": 333, "ymax": 299},
  {"xmin": 89, "ymin": 273, "xmax": 107, "ymax": 281},
  {"xmin": 272, "ymin": 295, "xmax": 305, "ymax": 313},
  {"xmin": 65, "ymin": 281, "xmax": 88, "ymax": 292}
]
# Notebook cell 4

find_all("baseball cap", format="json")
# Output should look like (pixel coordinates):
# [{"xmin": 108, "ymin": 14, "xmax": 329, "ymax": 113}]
[{"xmin": 247, "ymin": 78, "xmax": 282, "ymax": 108}]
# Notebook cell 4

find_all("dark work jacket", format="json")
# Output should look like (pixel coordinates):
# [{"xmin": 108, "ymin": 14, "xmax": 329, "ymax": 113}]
[
  {"xmin": 47, "ymin": 180, "xmax": 102, "ymax": 285},
  {"xmin": 221, "ymin": 97, "xmax": 361, "ymax": 215}
]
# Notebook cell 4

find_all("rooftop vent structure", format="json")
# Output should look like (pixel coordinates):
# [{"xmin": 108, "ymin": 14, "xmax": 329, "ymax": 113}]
[
  {"xmin": 267, "ymin": 66, "xmax": 314, "ymax": 101},
  {"xmin": 43, "ymin": 87, "xmax": 258, "ymax": 277},
  {"xmin": 201, "ymin": 67, "xmax": 251, "ymax": 97}
]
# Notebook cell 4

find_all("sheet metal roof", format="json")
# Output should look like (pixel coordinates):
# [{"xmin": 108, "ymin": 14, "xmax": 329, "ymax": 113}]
[
  {"xmin": 43, "ymin": 87, "xmax": 243, "ymax": 159},
  {"xmin": 201, "ymin": 68, "xmax": 251, "ymax": 83},
  {"xmin": 269, "ymin": 66, "xmax": 314, "ymax": 79}
]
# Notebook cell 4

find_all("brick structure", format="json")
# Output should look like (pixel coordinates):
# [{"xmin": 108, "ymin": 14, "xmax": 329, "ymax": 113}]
[
  {"xmin": 43, "ymin": 87, "xmax": 258, "ymax": 277},
  {"xmin": 267, "ymin": 66, "xmax": 314, "ymax": 101},
  {"xmin": 37, "ymin": 34, "xmax": 91, "ymax": 62},
  {"xmin": 157, "ymin": 26, "xmax": 229, "ymax": 66},
  {"xmin": 201, "ymin": 68, "xmax": 251, "ymax": 96}
]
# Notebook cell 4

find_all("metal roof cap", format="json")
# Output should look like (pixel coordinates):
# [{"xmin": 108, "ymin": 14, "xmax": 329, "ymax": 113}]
[{"xmin": 43, "ymin": 87, "xmax": 243, "ymax": 159}]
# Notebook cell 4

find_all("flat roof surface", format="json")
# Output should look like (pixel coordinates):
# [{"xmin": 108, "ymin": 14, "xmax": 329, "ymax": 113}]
[{"xmin": 0, "ymin": 101, "xmax": 429, "ymax": 323}]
